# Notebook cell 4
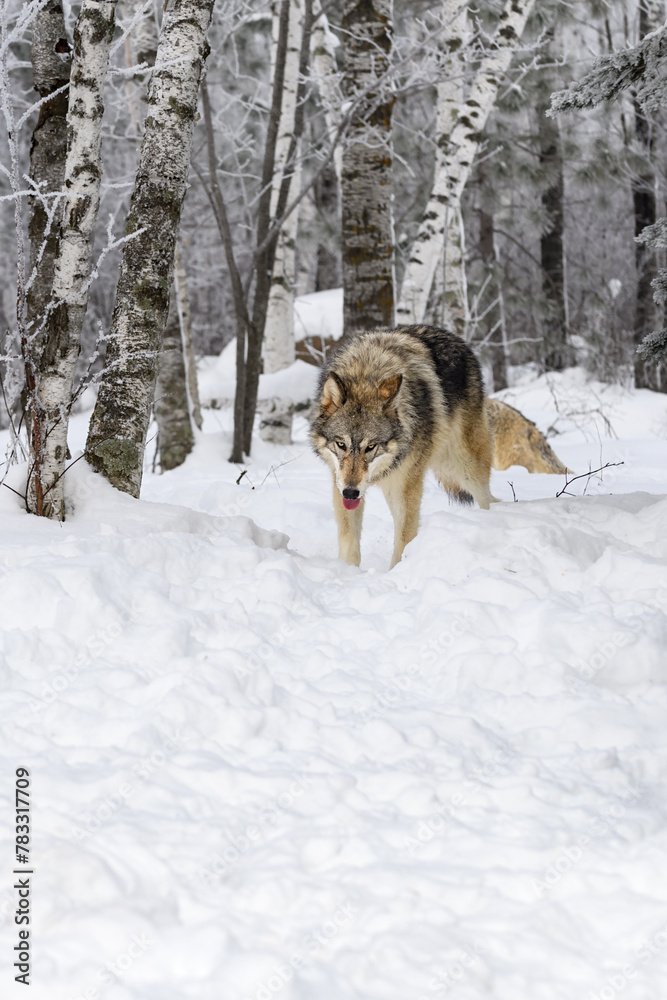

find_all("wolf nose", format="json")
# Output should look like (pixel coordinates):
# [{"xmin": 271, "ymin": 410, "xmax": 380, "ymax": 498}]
[{"xmin": 342, "ymin": 488, "xmax": 360, "ymax": 500}]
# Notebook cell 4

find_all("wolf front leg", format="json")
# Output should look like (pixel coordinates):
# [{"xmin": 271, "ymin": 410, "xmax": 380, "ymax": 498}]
[
  {"xmin": 332, "ymin": 477, "xmax": 364, "ymax": 566},
  {"xmin": 381, "ymin": 460, "xmax": 427, "ymax": 569}
]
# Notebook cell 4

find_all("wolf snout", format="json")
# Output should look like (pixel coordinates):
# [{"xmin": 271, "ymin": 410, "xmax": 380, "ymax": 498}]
[{"xmin": 341, "ymin": 487, "xmax": 362, "ymax": 511}]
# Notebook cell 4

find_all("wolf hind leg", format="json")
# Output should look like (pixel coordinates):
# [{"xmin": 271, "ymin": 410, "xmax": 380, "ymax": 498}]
[
  {"xmin": 435, "ymin": 463, "xmax": 496, "ymax": 510},
  {"xmin": 381, "ymin": 459, "xmax": 427, "ymax": 569},
  {"xmin": 434, "ymin": 413, "xmax": 498, "ymax": 510},
  {"xmin": 332, "ymin": 477, "xmax": 364, "ymax": 566}
]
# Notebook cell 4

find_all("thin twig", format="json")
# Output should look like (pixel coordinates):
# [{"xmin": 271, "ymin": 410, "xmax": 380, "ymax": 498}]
[
  {"xmin": 555, "ymin": 461, "xmax": 624, "ymax": 498},
  {"xmin": 2, "ymin": 481, "xmax": 27, "ymax": 501}
]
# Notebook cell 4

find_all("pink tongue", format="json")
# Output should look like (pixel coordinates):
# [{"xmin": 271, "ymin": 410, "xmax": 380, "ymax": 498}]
[{"xmin": 342, "ymin": 497, "xmax": 361, "ymax": 511}]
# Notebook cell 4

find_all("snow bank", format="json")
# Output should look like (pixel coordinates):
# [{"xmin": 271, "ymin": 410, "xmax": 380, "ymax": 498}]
[
  {"xmin": 2, "ymin": 368, "xmax": 667, "ymax": 1000},
  {"xmin": 198, "ymin": 287, "xmax": 343, "ymax": 408},
  {"xmin": 198, "ymin": 340, "xmax": 318, "ymax": 409},
  {"xmin": 294, "ymin": 287, "xmax": 343, "ymax": 343}
]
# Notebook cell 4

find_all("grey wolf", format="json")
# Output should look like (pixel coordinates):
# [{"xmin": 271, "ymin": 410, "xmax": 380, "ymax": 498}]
[
  {"xmin": 485, "ymin": 398, "xmax": 570, "ymax": 474},
  {"xmin": 310, "ymin": 325, "xmax": 496, "ymax": 568}
]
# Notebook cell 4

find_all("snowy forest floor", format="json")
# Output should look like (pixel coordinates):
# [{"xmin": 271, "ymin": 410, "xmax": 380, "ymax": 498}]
[{"xmin": 2, "ymin": 366, "xmax": 667, "ymax": 1000}]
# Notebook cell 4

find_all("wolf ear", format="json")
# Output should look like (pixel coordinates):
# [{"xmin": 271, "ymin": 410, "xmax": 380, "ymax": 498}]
[
  {"xmin": 378, "ymin": 374, "xmax": 402, "ymax": 403},
  {"xmin": 321, "ymin": 372, "xmax": 347, "ymax": 414}
]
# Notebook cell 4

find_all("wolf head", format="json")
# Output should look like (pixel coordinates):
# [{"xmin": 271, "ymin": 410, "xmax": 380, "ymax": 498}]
[{"xmin": 311, "ymin": 371, "xmax": 403, "ymax": 508}]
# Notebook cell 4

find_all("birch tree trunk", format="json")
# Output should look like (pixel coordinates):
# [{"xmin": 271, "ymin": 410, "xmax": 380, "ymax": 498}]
[
  {"xmin": 418, "ymin": 0, "xmax": 467, "ymax": 334},
  {"xmin": 126, "ymin": 0, "xmax": 201, "ymax": 452},
  {"xmin": 443, "ymin": 206, "xmax": 468, "ymax": 336},
  {"xmin": 174, "ymin": 243, "xmax": 202, "ymax": 431},
  {"xmin": 397, "ymin": 0, "xmax": 535, "ymax": 326},
  {"xmin": 85, "ymin": 0, "xmax": 216, "ymax": 496},
  {"xmin": 27, "ymin": 0, "xmax": 116, "ymax": 519},
  {"xmin": 310, "ymin": 0, "xmax": 342, "ymax": 293},
  {"xmin": 341, "ymin": 0, "xmax": 394, "ymax": 334},
  {"xmin": 26, "ymin": 1, "xmax": 71, "ymax": 356},
  {"xmin": 311, "ymin": 0, "xmax": 342, "ymax": 182},
  {"xmin": 260, "ymin": 0, "xmax": 306, "ymax": 444},
  {"xmin": 155, "ymin": 285, "xmax": 194, "ymax": 469}
]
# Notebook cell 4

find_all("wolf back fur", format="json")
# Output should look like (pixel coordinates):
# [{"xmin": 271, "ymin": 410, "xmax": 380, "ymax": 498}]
[
  {"xmin": 310, "ymin": 325, "xmax": 496, "ymax": 568},
  {"xmin": 485, "ymin": 398, "xmax": 570, "ymax": 474}
]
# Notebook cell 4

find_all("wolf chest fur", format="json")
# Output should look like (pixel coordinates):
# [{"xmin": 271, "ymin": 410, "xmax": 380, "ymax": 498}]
[{"xmin": 310, "ymin": 325, "xmax": 496, "ymax": 568}]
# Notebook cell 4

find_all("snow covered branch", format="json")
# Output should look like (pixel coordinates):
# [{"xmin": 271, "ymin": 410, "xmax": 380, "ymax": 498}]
[{"xmin": 549, "ymin": 23, "xmax": 667, "ymax": 117}]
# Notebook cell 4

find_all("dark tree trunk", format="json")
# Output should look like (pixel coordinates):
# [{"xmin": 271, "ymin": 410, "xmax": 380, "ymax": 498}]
[
  {"xmin": 341, "ymin": 0, "xmax": 395, "ymax": 334},
  {"xmin": 155, "ymin": 286, "xmax": 195, "ymax": 470},
  {"xmin": 241, "ymin": 0, "xmax": 314, "ymax": 456},
  {"xmin": 479, "ymin": 206, "xmax": 507, "ymax": 391},
  {"xmin": 539, "ymin": 101, "xmax": 568, "ymax": 371},
  {"xmin": 200, "ymin": 77, "xmax": 253, "ymax": 463},
  {"xmin": 315, "ymin": 160, "xmax": 341, "ymax": 291},
  {"xmin": 633, "ymin": 3, "xmax": 663, "ymax": 390}
]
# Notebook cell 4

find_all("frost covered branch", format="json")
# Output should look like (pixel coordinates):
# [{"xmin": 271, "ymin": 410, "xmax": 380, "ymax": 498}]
[{"xmin": 549, "ymin": 24, "xmax": 667, "ymax": 117}]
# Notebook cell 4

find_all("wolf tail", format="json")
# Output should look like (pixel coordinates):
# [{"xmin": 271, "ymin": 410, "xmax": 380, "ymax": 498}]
[{"xmin": 445, "ymin": 487, "xmax": 474, "ymax": 506}]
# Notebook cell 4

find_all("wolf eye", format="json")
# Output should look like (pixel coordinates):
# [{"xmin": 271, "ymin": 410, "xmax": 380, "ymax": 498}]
[
  {"xmin": 335, "ymin": 440, "xmax": 347, "ymax": 450},
  {"xmin": 365, "ymin": 442, "xmax": 377, "ymax": 452}
]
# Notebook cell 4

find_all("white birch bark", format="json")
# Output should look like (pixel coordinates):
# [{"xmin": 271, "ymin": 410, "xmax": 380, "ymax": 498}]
[
  {"xmin": 263, "ymin": 152, "xmax": 300, "ymax": 376},
  {"xmin": 155, "ymin": 284, "xmax": 194, "ymax": 469},
  {"xmin": 311, "ymin": 0, "xmax": 342, "ymax": 182},
  {"xmin": 85, "ymin": 0, "xmax": 215, "ymax": 497},
  {"xmin": 443, "ymin": 205, "xmax": 468, "ymax": 336},
  {"xmin": 174, "ymin": 242, "xmax": 202, "ymax": 431},
  {"xmin": 261, "ymin": 0, "xmax": 305, "ymax": 444},
  {"xmin": 420, "ymin": 1, "xmax": 467, "ymax": 332},
  {"xmin": 26, "ymin": 0, "xmax": 71, "ymax": 348},
  {"xmin": 397, "ymin": 0, "xmax": 535, "ymax": 326},
  {"xmin": 27, "ymin": 0, "xmax": 117, "ymax": 519}
]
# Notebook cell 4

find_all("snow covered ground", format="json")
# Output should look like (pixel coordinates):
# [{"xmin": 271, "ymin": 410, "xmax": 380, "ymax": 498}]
[{"xmin": 2, "ymin": 367, "xmax": 667, "ymax": 1000}]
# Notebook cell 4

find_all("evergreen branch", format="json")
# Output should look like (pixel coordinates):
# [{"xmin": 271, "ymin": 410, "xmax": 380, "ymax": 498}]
[
  {"xmin": 636, "ymin": 327, "xmax": 667, "ymax": 363},
  {"xmin": 549, "ymin": 24, "xmax": 667, "ymax": 117}
]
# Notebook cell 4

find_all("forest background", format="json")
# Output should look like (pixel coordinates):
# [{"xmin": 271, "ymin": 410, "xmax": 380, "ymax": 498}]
[{"xmin": 0, "ymin": 0, "xmax": 665, "ymax": 515}]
